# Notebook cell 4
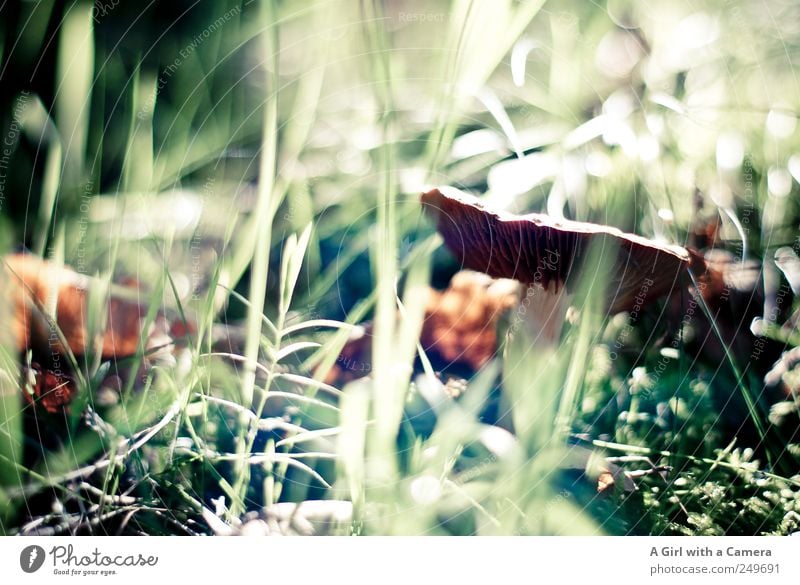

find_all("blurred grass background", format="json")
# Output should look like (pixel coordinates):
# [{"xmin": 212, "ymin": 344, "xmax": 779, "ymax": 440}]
[{"xmin": 0, "ymin": 0, "xmax": 799, "ymax": 535}]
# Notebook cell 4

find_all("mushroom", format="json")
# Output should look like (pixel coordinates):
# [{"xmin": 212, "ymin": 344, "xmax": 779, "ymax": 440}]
[{"xmin": 421, "ymin": 186, "xmax": 692, "ymax": 344}]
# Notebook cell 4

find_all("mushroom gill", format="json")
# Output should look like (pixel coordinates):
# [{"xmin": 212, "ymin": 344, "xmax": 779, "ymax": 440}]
[{"xmin": 422, "ymin": 186, "xmax": 691, "ymax": 314}]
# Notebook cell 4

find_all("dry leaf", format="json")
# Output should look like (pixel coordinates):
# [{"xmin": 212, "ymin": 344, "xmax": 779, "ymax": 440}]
[
  {"xmin": 596, "ymin": 470, "xmax": 616, "ymax": 494},
  {"xmin": 3, "ymin": 253, "xmax": 146, "ymax": 360},
  {"xmin": 420, "ymin": 271, "xmax": 519, "ymax": 370},
  {"xmin": 324, "ymin": 271, "xmax": 519, "ymax": 385},
  {"xmin": 20, "ymin": 363, "xmax": 77, "ymax": 414}
]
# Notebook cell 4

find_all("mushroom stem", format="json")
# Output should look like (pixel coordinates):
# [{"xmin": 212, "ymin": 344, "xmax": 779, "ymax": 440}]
[{"xmin": 517, "ymin": 282, "xmax": 573, "ymax": 346}]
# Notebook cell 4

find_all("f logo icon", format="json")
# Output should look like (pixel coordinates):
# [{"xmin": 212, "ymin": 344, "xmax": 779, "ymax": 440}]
[{"xmin": 20, "ymin": 545, "xmax": 46, "ymax": 573}]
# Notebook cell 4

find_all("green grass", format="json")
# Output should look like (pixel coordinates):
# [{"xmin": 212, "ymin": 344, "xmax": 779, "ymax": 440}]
[{"xmin": 1, "ymin": 0, "xmax": 800, "ymax": 535}]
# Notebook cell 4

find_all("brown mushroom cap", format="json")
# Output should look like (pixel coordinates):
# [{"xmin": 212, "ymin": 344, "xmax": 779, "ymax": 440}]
[{"xmin": 422, "ymin": 186, "xmax": 690, "ymax": 313}]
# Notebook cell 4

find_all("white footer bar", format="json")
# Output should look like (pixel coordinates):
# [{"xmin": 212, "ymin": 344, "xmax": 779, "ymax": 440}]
[{"xmin": 1, "ymin": 536, "xmax": 797, "ymax": 584}]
